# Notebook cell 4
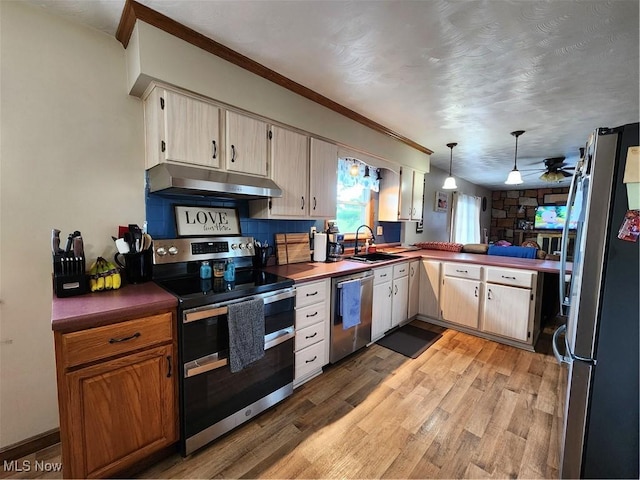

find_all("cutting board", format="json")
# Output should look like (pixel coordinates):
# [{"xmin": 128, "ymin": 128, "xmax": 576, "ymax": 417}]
[{"xmin": 275, "ymin": 233, "xmax": 311, "ymax": 265}]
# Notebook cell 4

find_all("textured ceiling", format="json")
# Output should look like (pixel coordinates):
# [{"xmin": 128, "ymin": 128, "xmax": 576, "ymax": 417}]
[{"xmin": 23, "ymin": 0, "xmax": 639, "ymax": 190}]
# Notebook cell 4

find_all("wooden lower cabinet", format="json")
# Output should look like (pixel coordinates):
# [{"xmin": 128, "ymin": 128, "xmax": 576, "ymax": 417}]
[{"xmin": 55, "ymin": 312, "xmax": 177, "ymax": 478}]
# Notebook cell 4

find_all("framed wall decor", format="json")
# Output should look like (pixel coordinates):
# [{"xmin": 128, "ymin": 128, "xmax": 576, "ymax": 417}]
[
  {"xmin": 174, "ymin": 205, "xmax": 241, "ymax": 237},
  {"xmin": 435, "ymin": 191, "xmax": 448, "ymax": 212}
]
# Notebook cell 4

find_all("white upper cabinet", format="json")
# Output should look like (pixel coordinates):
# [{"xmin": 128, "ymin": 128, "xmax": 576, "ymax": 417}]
[
  {"xmin": 225, "ymin": 111, "xmax": 269, "ymax": 177},
  {"xmin": 378, "ymin": 166, "xmax": 425, "ymax": 222},
  {"xmin": 144, "ymin": 86, "xmax": 221, "ymax": 169},
  {"xmin": 269, "ymin": 126, "xmax": 309, "ymax": 216},
  {"xmin": 309, "ymin": 138, "xmax": 338, "ymax": 218}
]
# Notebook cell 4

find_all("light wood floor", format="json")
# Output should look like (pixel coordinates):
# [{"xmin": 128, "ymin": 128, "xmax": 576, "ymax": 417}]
[{"xmin": 3, "ymin": 321, "xmax": 563, "ymax": 479}]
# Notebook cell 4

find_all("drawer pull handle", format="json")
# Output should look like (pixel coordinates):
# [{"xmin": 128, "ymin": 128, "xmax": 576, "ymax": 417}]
[
  {"xmin": 305, "ymin": 355, "xmax": 317, "ymax": 364},
  {"xmin": 380, "ymin": 274, "xmax": 387, "ymax": 278},
  {"xmin": 306, "ymin": 291, "xmax": 318, "ymax": 297},
  {"xmin": 305, "ymin": 332, "xmax": 318, "ymax": 339},
  {"xmin": 109, "ymin": 332, "xmax": 141, "ymax": 344},
  {"xmin": 501, "ymin": 275, "xmax": 517, "ymax": 280},
  {"xmin": 166, "ymin": 355, "xmax": 172, "ymax": 378},
  {"xmin": 456, "ymin": 269, "xmax": 468, "ymax": 273},
  {"xmin": 306, "ymin": 311, "xmax": 318, "ymax": 318}
]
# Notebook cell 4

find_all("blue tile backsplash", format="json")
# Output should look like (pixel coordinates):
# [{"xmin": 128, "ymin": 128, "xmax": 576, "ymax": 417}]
[{"xmin": 145, "ymin": 192, "xmax": 402, "ymax": 247}]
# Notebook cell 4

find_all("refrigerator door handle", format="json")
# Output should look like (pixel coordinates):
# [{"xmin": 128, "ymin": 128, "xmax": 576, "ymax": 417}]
[
  {"xmin": 559, "ymin": 168, "xmax": 580, "ymax": 316},
  {"xmin": 552, "ymin": 324, "xmax": 572, "ymax": 365}
]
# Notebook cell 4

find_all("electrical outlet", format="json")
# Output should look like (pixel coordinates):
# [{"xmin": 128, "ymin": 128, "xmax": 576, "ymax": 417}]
[
  {"xmin": 376, "ymin": 226, "xmax": 383, "ymax": 236},
  {"xmin": 310, "ymin": 226, "xmax": 317, "ymax": 237}
]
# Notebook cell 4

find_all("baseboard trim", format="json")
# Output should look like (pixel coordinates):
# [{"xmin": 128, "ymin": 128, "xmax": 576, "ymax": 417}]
[{"xmin": 0, "ymin": 428, "xmax": 60, "ymax": 462}]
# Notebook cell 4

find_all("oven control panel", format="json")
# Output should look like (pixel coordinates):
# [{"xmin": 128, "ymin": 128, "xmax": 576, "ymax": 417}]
[{"xmin": 153, "ymin": 236, "xmax": 255, "ymax": 264}]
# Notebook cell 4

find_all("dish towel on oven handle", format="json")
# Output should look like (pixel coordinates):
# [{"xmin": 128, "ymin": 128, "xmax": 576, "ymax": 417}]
[
  {"xmin": 340, "ymin": 278, "xmax": 361, "ymax": 330},
  {"xmin": 227, "ymin": 297, "xmax": 265, "ymax": 373}
]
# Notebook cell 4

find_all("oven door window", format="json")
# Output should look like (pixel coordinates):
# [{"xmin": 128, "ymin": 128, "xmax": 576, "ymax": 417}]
[{"xmin": 180, "ymin": 293, "xmax": 295, "ymax": 440}]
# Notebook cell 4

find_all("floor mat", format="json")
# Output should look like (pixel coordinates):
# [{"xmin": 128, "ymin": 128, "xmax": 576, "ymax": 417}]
[{"xmin": 376, "ymin": 324, "xmax": 443, "ymax": 358}]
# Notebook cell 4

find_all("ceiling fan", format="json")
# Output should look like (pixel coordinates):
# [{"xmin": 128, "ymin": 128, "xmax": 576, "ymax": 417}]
[{"xmin": 522, "ymin": 156, "xmax": 575, "ymax": 182}]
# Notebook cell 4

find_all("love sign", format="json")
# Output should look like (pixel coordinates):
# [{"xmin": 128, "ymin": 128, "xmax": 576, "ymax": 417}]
[{"xmin": 174, "ymin": 205, "xmax": 241, "ymax": 237}]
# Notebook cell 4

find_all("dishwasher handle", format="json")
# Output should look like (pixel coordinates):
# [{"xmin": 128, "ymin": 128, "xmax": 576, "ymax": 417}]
[{"xmin": 336, "ymin": 271, "xmax": 374, "ymax": 289}]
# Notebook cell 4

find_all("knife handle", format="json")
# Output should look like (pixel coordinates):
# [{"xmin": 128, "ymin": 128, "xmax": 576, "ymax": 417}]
[
  {"xmin": 52, "ymin": 229, "xmax": 61, "ymax": 254},
  {"xmin": 73, "ymin": 236, "xmax": 84, "ymax": 258}
]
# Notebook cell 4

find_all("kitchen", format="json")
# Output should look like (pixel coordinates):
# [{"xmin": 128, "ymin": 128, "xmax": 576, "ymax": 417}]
[{"xmin": 1, "ymin": 1, "xmax": 638, "ymax": 479}]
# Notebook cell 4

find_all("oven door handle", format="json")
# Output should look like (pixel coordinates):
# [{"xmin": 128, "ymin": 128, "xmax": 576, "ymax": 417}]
[
  {"xmin": 183, "ymin": 287, "xmax": 296, "ymax": 324},
  {"xmin": 264, "ymin": 326, "xmax": 295, "ymax": 350},
  {"xmin": 184, "ymin": 326, "xmax": 295, "ymax": 378}
]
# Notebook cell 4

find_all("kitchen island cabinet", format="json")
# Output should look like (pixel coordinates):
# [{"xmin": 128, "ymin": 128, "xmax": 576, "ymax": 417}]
[
  {"xmin": 481, "ymin": 267, "xmax": 540, "ymax": 344},
  {"xmin": 52, "ymin": 284, "xmax": 178, "ymax": 479},
  {"xmin": 440, "ymin": 263, "xmax": 482, "ymax": 329}
]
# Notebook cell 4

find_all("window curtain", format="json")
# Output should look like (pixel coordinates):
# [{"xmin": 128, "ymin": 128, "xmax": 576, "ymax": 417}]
[{"xmin": 451, "ymin": 193, "xmax": 481, "ymax": 244}]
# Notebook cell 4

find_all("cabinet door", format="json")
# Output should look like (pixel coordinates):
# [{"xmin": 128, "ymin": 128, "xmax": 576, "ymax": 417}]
[
  {"xmin": 411, "ymin": 171, "xmax": 425, "ymax": 221},
  {"xmin": 269, "ymin": 126, "xmax": 309, "ymax": 216},
  {"xmin": 309, "ymin": 138, "xmax": 338, "ymax": 218},
  {"xmin": 398, "ymin": 166, "xmax": 414, "ymax": 220},
  {"xmin": 408, "ymin": 260, "xmax": 420, "ymax": 319},
  {"xmin": 482, "ymin": 283, "xmax": 531, "ymax": 342},
  {"xmin": 226, "ymin": 111, "xmax": 268, "ymax": 176},
  {"xmin": 441, "ymin": 276, "xmax": 480, "ymax": 329},
  {"xmin": 372, "ymin": 280, "xmax": 392, "ymax": 341},
  {"xmin": 164, "ymin": 90, "xmax": 220, "ymax": 168},
  {"xmin": 391, "ymin": 275, "xmax": 409, "ymax": 328},
  {"xmin": 419, "ymin": 260, "xmax": 440, "ymax": 318},
  {"xmin": 65, "ymin": 345, "xmax": 177, "ymax": 478}
]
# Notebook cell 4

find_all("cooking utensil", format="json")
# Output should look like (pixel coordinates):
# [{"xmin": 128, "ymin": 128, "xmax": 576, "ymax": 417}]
[
  {"xmin": 115, "ymin": 238, "xmax": 131, "ymax": 254},
  {"xmin": 142, "ymin": 233, "xmax": 153, "ymax": 251}
]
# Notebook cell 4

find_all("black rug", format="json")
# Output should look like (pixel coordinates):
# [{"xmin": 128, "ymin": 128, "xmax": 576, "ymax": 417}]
[{"xmin": 376, "ymin": 324, "xmax": 444, "ymax": 358}]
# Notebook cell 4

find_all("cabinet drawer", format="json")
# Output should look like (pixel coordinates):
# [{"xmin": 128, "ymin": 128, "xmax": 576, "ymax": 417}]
[
  {"xmin": 295, "ymin": 341, "xmax": 325, "ymax": 380},
  {"xmin": 296, "ymin": 280, "xmax": 327, "ymax": 308},
  {"xmin": 393, "ymin": 262, "xmax": 409, "ymax": 279},
  {"xmin": 443, "ymin": 262, "xmax": 482, "ymax": 280},
  {"xmin": 486, "ymin": 267, "xmax": 535, "ymax": 289},
  {"xmin": 296, "ymin": 303, "xmax": 326, "ymax": 330},
  {"xmin": 61, "ymin": 312, "xmax": 173, "ymax": 368},
  {"xmin": 374, "ymin": 266, "xmax": 393, "ymax": 285},
  {"xmin": 295, "ymin": 322, "xmax": 325, "ymax": 351}
]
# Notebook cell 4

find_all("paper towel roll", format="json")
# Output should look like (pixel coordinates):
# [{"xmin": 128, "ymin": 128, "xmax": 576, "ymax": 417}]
[{"xmin": 313, "ymin": 233, "xmax": 327, "ymax": 262}]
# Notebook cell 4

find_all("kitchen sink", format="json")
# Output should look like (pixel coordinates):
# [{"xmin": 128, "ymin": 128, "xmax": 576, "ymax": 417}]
[{"xmin": 347, "ymin": 252, "xmax": 403, "ymax": 263}]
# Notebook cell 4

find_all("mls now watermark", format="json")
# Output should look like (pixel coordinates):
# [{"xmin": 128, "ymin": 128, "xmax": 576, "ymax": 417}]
[{"xmin": 3, "ymin": 460, "xmax": 63, "ymax": 473}]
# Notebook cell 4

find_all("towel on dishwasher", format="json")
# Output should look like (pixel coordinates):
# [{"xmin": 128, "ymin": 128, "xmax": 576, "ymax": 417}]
[
  {"xmin": 227, "ymin": 297, "xmax": 265, "ymax": 373},
  {"xmin": 340, "ymin": 278, "xmax": 361, "ymax": 330}
]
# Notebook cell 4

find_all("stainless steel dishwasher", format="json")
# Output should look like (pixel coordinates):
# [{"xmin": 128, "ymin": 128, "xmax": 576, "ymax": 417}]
[{"xmin": 330, "ymin": 270, "xmax": 374, "ymax": 363}]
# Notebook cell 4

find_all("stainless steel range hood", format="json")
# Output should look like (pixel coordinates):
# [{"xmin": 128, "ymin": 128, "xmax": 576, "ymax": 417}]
[{"xmin": 147, "ymin": 163, "xmax": 282, "ymax": 199}]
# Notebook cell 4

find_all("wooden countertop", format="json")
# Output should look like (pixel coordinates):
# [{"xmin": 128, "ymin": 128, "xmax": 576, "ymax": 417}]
[
  {"xmin": 51, "ymin": 282, "xmax": 177, "ymax": 333},
  {"xmin": 265, "ymin": 248, "xmax": 571, "ymax": 283}
]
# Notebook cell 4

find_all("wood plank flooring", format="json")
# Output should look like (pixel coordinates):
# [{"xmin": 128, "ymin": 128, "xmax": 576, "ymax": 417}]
[{"xmin": 2, "ymin": 321, "xmax": 563, "ymax": 479}]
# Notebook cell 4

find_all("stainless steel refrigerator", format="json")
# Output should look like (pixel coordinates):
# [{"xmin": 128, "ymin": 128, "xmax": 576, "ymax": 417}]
[{"xmin": 553, "ymin": 123, "xmax": 639, "ymax": 478}]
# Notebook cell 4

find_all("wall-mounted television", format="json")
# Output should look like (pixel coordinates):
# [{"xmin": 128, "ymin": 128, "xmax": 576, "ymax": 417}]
[{"xmin": 534, "ymin": 205, "xmax": 578, "ymax": 230}]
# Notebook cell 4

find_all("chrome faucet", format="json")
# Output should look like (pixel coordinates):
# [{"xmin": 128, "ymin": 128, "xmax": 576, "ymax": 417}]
[{"xmin": 354, "ymin": 224, "xmax": 375, "ymax": 255}]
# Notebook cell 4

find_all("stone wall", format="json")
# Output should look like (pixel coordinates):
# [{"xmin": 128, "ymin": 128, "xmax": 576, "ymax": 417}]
[{"xmin": 490, "ymin": 186, "xmax": 570, "ymax": 243}]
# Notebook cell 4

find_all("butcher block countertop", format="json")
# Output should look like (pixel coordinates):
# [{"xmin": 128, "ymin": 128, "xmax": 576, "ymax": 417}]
[
  {"xmin": 51, "ymin": 282, "xmax": 177, "ymax": 333},
  {"xmin": 266, "ymin": 247, "xmax": 570, "ymax": 283}
]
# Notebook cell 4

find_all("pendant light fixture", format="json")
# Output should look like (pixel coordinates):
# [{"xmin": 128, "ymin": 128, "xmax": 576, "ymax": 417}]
[
  {"xmin": 349, "ymin": 159, "xmax": 359, "ymax": 177},
  {"xmin": 505, "ymin": 130, "xmax": 525, "ymax": 185},
  {"xmin": 442, "ymin": 142, "xmax": 458, "ymax": 190}
]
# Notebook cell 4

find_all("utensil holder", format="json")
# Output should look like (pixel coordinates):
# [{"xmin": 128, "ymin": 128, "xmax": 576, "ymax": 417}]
[{"xmin": 53, "ymin": 254, "xmax": 88, "ymax": 297}]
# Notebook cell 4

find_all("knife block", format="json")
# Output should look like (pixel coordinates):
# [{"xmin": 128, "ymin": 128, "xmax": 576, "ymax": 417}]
[{"xmin": 53, "ymin": 254, "xmax": 88, "ymax": 297}]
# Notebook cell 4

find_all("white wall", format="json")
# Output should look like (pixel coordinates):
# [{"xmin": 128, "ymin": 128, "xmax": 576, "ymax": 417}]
[
  {"xmin": 126, "ymin": 21, "xmax": 431, "ymax": 173},
  {"xmin": 402, "ymin": 166, "xmax": 492, "ymax": 245},
  {"xmin": 0, "ymin": 2, "xmax": 145, "ymax": 448}
]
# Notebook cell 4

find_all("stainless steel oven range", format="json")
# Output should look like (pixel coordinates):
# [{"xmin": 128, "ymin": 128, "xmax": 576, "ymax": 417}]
[{"xmin": 153, "ymin": 236, "xmax": 295, "ymax": 456}]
